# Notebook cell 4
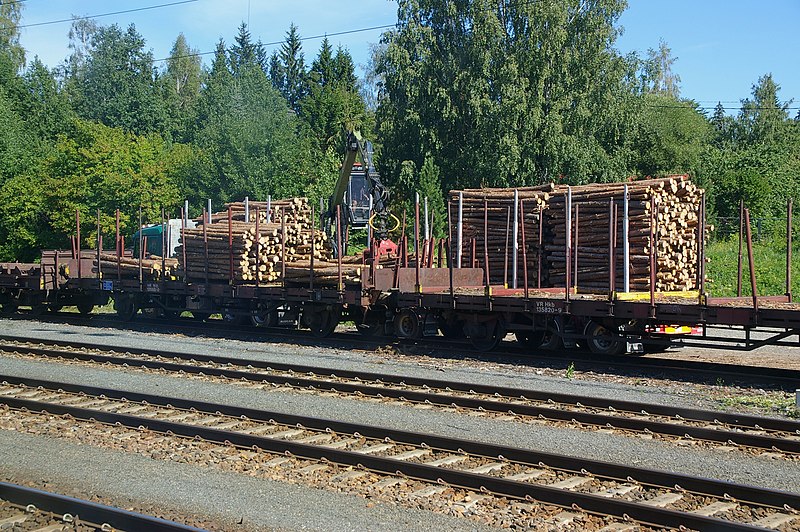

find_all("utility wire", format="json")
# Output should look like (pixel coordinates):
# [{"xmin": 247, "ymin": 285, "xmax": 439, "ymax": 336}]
[
  {"xmin": 153, "ymin": 22, "xmax": 397, "ymax": 63},
  {"xmin": 4, "ymin": 0, "xmax": 198, "ymax": 30}
]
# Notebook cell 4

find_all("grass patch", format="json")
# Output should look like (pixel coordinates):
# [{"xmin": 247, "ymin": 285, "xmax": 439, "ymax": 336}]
[
  {"xmin": 706, "ymin": 236, "xmax": 799, "ymax": 297},
  {"xmin": 718, "ymin": 393, "xmax": 799, "ymax": 418}
]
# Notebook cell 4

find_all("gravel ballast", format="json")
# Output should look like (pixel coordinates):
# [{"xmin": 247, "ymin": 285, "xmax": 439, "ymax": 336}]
[
  {"xmin": 1, "ymin": 316, "xmax": 798, "ymax": 529},
  {"xmin": 0, "ymin": 430, "xmax": 498, "ymax": 531}
]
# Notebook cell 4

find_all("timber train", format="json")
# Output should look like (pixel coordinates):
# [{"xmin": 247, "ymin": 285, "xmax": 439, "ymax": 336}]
[{"xmin": 2, "ymin": 246, "xmax": 799, "ymax": 355}]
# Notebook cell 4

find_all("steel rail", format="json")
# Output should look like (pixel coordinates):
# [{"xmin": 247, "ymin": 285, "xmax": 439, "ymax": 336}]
[
  {"xmin": 0, "ymin": 481, "xmax": 205, "ymax": 531},
  {"xmin": 2, "ymin": 340, "xmax": 799, "ymax": 454},
  {"xmin": 0, "ymin": 375, "xmax": 792, "ymax": 531},
  {"xmin": 4, "ymin": 312, "xmax": 800, "ymax": 390}
]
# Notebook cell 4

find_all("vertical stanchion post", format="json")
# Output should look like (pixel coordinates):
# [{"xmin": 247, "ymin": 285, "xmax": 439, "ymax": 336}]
[
  {"xmin": 574, "ymin": 203, "xmax": 579, "ymax": 292},
  {"xmin": 244, "ymin": 196, "xmax": 249, "ymax": 222},
  {"xmin": 447, "ymin": 201, "xmax": 454, "ymax": 301},
  {"xmin": 180, "ymin": 207, "xmax": 187, "ymax": 283},
  {"xmin": 428, "ymin": 209, "xmax": 436, "ymax": 268},
  {"xmin": 608, "ymin": 198, "xmax": 614, "ymax": 293},
  {"xmin": 161, "ymin": 207, "xmax": 166, "ymax": 279},
  {"xmin": 699, "ymin": 192, "xmax": 706, "ymax": 297},
  {"xmin": 538, "ymin": 205, "xmax": 543, "ymax": 289},
  {"xmin": 228, "ymin": 206, "xmax": 233, "ymax": 283},
  {"xmin": 737, "ymin": 199, "xmax": 744, "ymax": 297},
  {"xmin": 184, "ymin": 200, "xmax": 189, "ymax": 227},
  {"xmin": 280, "ymin": 207, "xmax": 286, "ymax": 289},
  {"xmin": 310, "ymin": 204, "xmax": 315, "ymax": 292},
  {"xmin": 96, "ymin": 209, "xmax": 102, "ymax": 284},
  {"xmin": 649, "ymin": 197, "xmax": 656, "ymax": 312},
  {"xmin": 512, "ymin": 189, "xmax": 519, "ymax": 289},
  {"xmin": 787, "ymin": 198, "xmax": 793, "ymax": 301},
  {"xmin": 202, "ymin": 208, "xmax": 209, "ymax": 286},
  {"xmin": 367, "ymin": 196, "xmax": 373, "ymax": 250},
  {"xmin": 520, "ymin": 199, "xmax": 528, "ymax": 298},
  {"xmin": 744, "ymin": 208, "xmax": 758, "ymax": 311},
  {"xmin": 266, "ymin": 195, "xmax": 272, "ymax": 223},
  {"xmin": 415, "ymin": 192, "xmax": 421, "ymax": 293},
  {"xmin": 138, "ymin": 207, "xmax": 143, "ymax": 289},
  {"xmin": 623, "ymin": 184, "xmax": 630, "ymax": 293},
  {"xmin": 115, "ymin": 209, "xmax": 121, "ymax": 281},
  {"xmin": 255, "ymin": 207, "xmax": 261, "ymax": 288},
  {"xmin": 424, "ymin": 197, "xmax": 429, "ymax": 242},
  {"xmin": 484, "ymin": 199, "xmax": 490, "ymax": 288},
  {"xmin": 336, "ymin": 205, "xmax": 343, "ymax": 292},
  {"xmin": 76, "ymin": 209, "xmax": 82, "ymax": 279},
  {"xmin": 456, "ymin": 192, "xmax": 463, "ymax": 268},
  {"xmin": 503, "ymin": 206, "xmax": 510, "ymax": 288},
  {"xmin": 206, "ymin": 199, "xmax": 211, "ymax": 223},
  {"xmin": 565, "ymin": 186, "xmax": 572, "ymax": 301}
]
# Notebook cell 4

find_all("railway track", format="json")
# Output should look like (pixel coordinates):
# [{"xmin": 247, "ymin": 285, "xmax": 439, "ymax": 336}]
[
  {"xmin": 5, "ymin": 312, "xmax": 800, "ymax": 390},
  {"xmin": 2, "ymin": 337, "xmax": 799, "ymax": 456},
  {"xmin": 0, "ymin": 481, "xmax": 204, "ymax": 531},
  {"xmin": 0, "ymin": 374, "xmax": 798, "ymax": 530}
]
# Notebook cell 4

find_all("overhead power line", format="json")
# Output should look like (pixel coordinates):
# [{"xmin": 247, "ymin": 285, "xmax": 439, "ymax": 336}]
[
  {"xmin": 153, "ymin": 22, "xmax": 397, "ymax": 63},
  {"xmin": 7, "ymin": 0, "xmax": 198, "ymax": 30}
]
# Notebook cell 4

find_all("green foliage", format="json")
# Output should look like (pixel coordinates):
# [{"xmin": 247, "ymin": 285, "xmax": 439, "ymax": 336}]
[
  {"xmin": 39, "ymin": 119, "xmax": 181, "ymax": 246},
  {"xmin": 0, "ymin": 1, "xmax": 25, "ymax": 71},
  {"xmin": 162, "ymin": 33, "xmax": 203, "ymax": 141},
  {"xmin": 272, "ymin": 24, "xmax": 309, "ymax": 113},
  {"xmin": 376, "ymin": 0, "xmax": 639, "ymax": 194},
  {"xmin": 634, "ymin": 94, "xmax": 710, "ymax": 177},
  {"xmin": 190, "ymin": 60, "xmax": 312, "ymax": 205},
  {"xmin": 302, "ymin": 39, "xmax": 368, "ymax": 153},
  {"xmin": 702, "ymin": 74, "xmax": 799, "ymax": 220},
  {"xmin": 69, "ymin": 24, "xmax": 166, "ymax": 135}
]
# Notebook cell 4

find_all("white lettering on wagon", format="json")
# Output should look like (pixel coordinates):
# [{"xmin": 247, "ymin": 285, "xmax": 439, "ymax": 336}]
[{"xmin": 534, "ymin": 301, "xmax": 561, "ymax": 314}]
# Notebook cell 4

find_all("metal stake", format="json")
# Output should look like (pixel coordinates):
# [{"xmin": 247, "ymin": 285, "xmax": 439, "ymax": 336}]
[
  {"xmin": 456, "ymin": 192, "xmax": 463, "ymax": 268},
  {"xmin": 787, "ymin": 199, "xmax": 793, "ymax": 301},
  {"xmin": 512, "ymin": 189, "xmax": 519, "ymax": 289},
  {"xmin": 744, "ymin": 208, "xmax": 758, "ymax": 312},
  {"xmin": 623, "ymin": 184, "xmax": 630, "ymax": 293}
]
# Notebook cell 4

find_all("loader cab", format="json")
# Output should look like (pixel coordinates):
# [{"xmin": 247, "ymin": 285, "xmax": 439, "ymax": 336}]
[{"xmin": 344, "ymin": 163, "xmax": 371, "ymax": 230}]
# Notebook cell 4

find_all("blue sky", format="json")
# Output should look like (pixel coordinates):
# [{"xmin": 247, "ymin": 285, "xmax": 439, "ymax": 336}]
[{"xmin": 17, "ymin": 0, "xmax": 799, "ymax": 114}]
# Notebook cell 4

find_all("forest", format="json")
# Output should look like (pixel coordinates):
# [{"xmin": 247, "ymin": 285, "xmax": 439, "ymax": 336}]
[{"xmin": 0, "ymin": 0, "xmax": 798, "ymax": 263}]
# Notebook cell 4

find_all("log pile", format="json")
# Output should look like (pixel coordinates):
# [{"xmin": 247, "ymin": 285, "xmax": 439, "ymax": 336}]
[
  {"xmin": 94, "ymin": 252, "xmax": 178, "ymax": 280},
  {"xmin": 449, "ymin": 185, "xmax": 551, "ymax": 285},
  {"xmin": 178, "ymin": 197, "xmax": 339, "ymax": 284},
  {"xmin": 544, "ymin": 175, "xmax": 706, "ymax": 292}
]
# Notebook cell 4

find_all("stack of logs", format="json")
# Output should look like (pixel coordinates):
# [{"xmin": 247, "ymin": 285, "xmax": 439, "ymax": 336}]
[
  {"xmin": 449, "ymin": 176, "xmax": 707, "ymax": 293},
  {"xmin": 95, "ymin": 253, "xmax": 178, "ymax": 280},
  {"xmin": 449, "ymin": 185, "xmax": 551, "ymax": 285},
  {"xmin": 545, "ymin": 175, "xmax": 706, "ymax": 292},
  {"xmin": 178, "ymin": 197, "xmax": 366, "ymax": 285}
]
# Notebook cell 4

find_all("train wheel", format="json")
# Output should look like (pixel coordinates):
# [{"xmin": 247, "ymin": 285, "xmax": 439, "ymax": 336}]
[
  {"xmin": 538, "ymin": 318, "xmax": 564, "ymax": 351},
  {"xmin": 251, "ymin": 308, "xmax": 279, "ymax": 328},
  {"xmin": 114, "ymin": 296, "xmax": 137, "ymax": 321},
  {"xmin": 394, "ymin": 309, "xmax": 422, "ymax": 339},
  {"xmin": 305, "ymin": 306, "xmax": 340, "ymax": 338},
  {"xmin": 355, "ymin": 308, "xmax": 383, "ymax": 336},
  {"xmin": 469, "ymin": 319, "xmax": 505, "ymax": 351},
  {"xmin": 191, "ymin": 311, "xmax": 211, "ymax": 321},
  {"xmin": 77, "ymin": 301, "xmax": 94, "ymax": 315},
  {"xmin": 585, "ymin": 321, "xmax": 624, "ymax": 356},
  {"xmin": 48, "ymin": 303, "xmax": 63, "ymax": 313}
]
